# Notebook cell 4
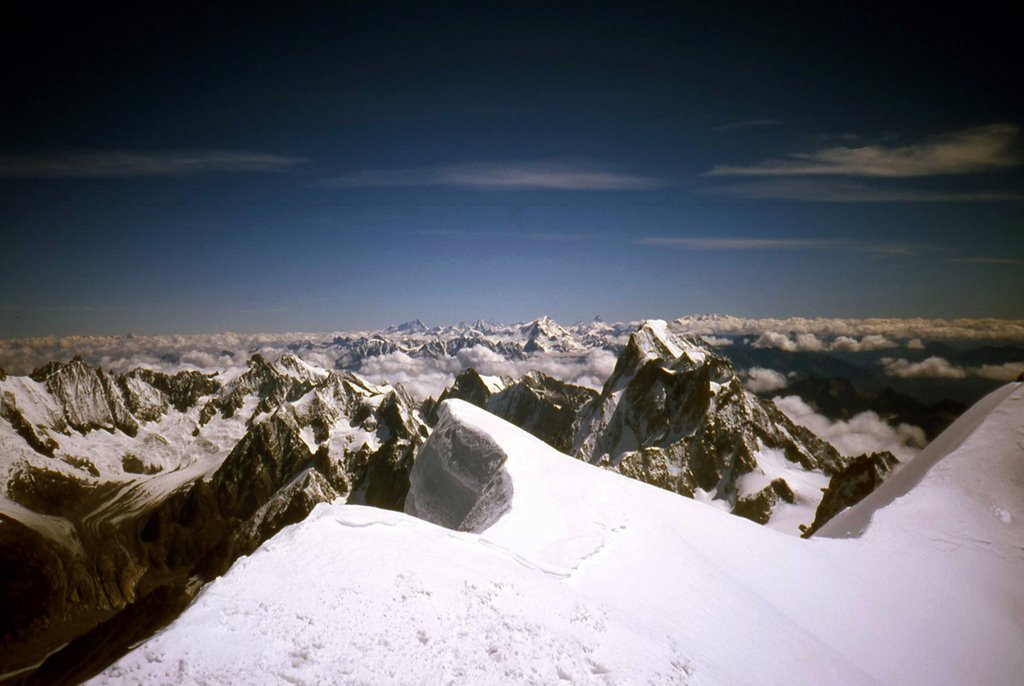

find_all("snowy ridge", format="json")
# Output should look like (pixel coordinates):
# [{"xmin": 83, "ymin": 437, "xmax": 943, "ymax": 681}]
[
  {"xmin": 97, "ymin": 388, "xmax": 1024, "ymax": 684},
  {"xmin": 820, "ymin": 382, "xmax": 1023, "ymax": 538}
]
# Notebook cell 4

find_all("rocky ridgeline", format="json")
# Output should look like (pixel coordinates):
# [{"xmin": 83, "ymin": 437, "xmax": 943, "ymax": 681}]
[
  {"xmin": 0, "ymin": 353, "xmax": 426, "ymax": 679},
  {"xmin": 424, "ymin": 369, "xmax": 598, "ymax": 454},
  {"xmin": 429, "ymin": 321, "xmax": 897, "ymax": 530}
]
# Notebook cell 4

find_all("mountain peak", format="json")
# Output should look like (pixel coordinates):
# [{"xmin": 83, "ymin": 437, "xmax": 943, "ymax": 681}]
[
  {"xmin": 629, "ymin": 319, "xmax": 709, "ymax": 365},
  {"xmin": 520, "ymin": 316, "xmax": 584, "ymax": 354}
]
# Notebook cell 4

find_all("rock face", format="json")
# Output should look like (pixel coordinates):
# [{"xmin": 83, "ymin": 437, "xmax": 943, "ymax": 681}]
[
  {"xmin": 429, "ymin": 368, "xmax": 510, "ymax": 421},
  {"xmin": 0, "ymin": 354, "xmax": 427, "ymax": 680},
  {"xmin": 571, "ymin": 321, "xmax": 848, "ymax": 527},
  {"xmin": 486, "ymin": 371, "xmax": 597, "ymax": 453},
  {"xmin": 428, "ymin": 368, "xmax": 597, "ymax": 454},
  {"xmin": 802, "ymin": 452, "xmax": 899, "ymax": 538},
  {"xmin": 405, "ymin": 401, "xmax": 512, "ymax": 533}
]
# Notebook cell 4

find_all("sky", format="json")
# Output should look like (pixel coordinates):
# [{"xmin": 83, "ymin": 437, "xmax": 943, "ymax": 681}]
[{"xmin": 1, "ymin": 1, "xmax": 1022, "ymax": 337}]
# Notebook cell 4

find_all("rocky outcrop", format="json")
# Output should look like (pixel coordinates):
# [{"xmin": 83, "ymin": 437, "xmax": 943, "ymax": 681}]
[
  {"xmin": 801, "ymin": 452, "xmax": 899, "ymax": 538},
  {"xmin": 429, "ymin": 368, "xmax": 507, "ymax": 421},
  {"xmin": 31, "ymin": 357, "xmax": 140, "ymax": 436},
  {"xmin": 1, "ymin": 390, "xmax": 59, "ymax": 457},
  {"xmin": 405, "ymin": 402, "xmax": 512, "ymax": 533},
  {"xmin": 572, "ymin": 321, "xmax": 846, "ymax": 525},
  {"xmin": 486, "ymin": 371, "xmax": 597, "ymax": 453}
]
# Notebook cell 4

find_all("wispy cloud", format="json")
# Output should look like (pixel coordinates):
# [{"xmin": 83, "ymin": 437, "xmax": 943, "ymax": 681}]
[
  {"xmin": 417, "ymin": 229, "xmax": 597, "ymax": 243},
  {"xmin": 638, "ymin": 236, "xmax": 930, "ymax": 255},
  {"xmin": 322, "ymin": 161, "xmax": 665, "ymax": 191},
  {"xmin": 702, "ymin": 178, "xmax": 1024, "ymax": 203},
  {"xmin": 944, "ymin": 257, "xmax": 1024, "ymax": 265},
  {"xmin": 714, "ymin": 119, "xmax": 783, "ymax": 132},
  {"xmin": 704, "ymin": 123, "xmax": 1021, "ymax": 178},
  {"xmin": 0, "ymin": 150, "xmax": 307, "ymax": 178}
]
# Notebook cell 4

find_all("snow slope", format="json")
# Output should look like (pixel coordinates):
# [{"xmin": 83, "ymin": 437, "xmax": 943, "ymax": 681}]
[{"xmin": 95, "ymin": 386, "xmax": 1024, "ymax": 685}]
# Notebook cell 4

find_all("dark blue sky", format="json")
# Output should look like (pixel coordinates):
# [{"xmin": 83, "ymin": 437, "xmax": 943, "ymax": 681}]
[{"xmin": 2, "ymin": 1, "xmax": 1021, "ymax": 336}]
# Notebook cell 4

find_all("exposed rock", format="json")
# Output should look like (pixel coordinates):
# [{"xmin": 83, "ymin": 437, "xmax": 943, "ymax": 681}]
[
  {"xmin": 802, "ymin": 452, "xmax": 899, "ymax": 538},
  {"xmin": 121, "ymin": 453, "xmax": 162, "ymax": 475},
  {"xmin": 572, "ymin": 321, "xmax": 845, "ymax": 522},
  {"xmin": 521, "ymin": 316, "xmax": 585, "ymax": 354},
  {"xmin": 485, "ymin": 371, "xmax": 597, "ymax": 453},
  {"xmin": 734, "ymin": 478, "xmax": 796, "ymax": 525},
  {"xmin": 0, "ymin": 354, "xmax": 429, "ymax": 680},
  {"xmin": 405, "ymin": 402, "xmax": 512, "ymax": 533},
  {"xmin": 1, "ymin": 390, "xmax": 59, "ymax": 457},
  {"xmin": 36, "ymin": 358, "xmax": 140, "ymax": 436},
  {"xmin": 430, "ymin": 368, "xmax": 507, "ymax": 421}
]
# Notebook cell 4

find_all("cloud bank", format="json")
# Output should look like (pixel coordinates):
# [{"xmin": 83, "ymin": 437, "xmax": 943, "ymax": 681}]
[
  {"xmin": 675, "ymin": 315, "xmax": 1024, "ymax": 342},
  {"xmin": 880, "ymin": 356, "xmax": 968, "ymax": 379},
  {"xmin": 774, "ymin": 395, "xmax": 927, "ymax": 462},
  {"xmin": 879, "ymin": 356, "xmax": 1024, "ymax": 381},
  {"xmin": 743, "ymin": 367, "xmax": 789, "ymax": 393}
]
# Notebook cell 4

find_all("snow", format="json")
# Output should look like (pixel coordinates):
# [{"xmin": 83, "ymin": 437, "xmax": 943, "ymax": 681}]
[
  {"xmin": 94, "ymin": 385, "xmax": 1024, "ymax": 685},
  {"xmin": 645, "ymin": 319, "xmax": 684, "ymax": 358},
  {"xmin": 737, "ymin": 442, "xmax": 831, "ymax": 534},
  {"xmin": 478, "ymin": 374, "xmax": 507, "ymax": 394}
]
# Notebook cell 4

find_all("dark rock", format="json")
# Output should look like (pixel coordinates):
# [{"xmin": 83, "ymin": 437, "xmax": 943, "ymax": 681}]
[
  {"xmin": 572, "ymin": 322, "xmax": 844, "ymax": 521},
  {"xmin": 802, "ymin": 452, "xmax": 899, "ymax": 537},
  {"xmin": 485, "ymin": 371, "xmax": 597, "ymax": 453},
  {"xmin": 121, "ymin": 453, "xmax": 162, "ymax": 475}
]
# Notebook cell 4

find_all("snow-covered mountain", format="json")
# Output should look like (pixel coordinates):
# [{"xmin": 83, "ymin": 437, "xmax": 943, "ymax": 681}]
[
  {"xmin": 94, "ymin": 382, "xmax": 1024, "ymax": 685},
  {"xmin": 2, "ymin": 316, "xmax": 1011, "ymax": 681},
  {"xmin": 570, "ymin": 320, "xmax": 872, "ymax": 532},
  {"xmin": 0, "ymin": 353, "xmax": 427, "ymax": 679},
  {"xmin": 429, "ymin": 320, "xmax": 892, "ymax": 533}
]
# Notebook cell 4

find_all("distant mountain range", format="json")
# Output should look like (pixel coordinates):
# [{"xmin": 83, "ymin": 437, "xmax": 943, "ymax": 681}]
[{"xmin": 1, "ymin": 316, "xmax": 1021, "ymax": 682}]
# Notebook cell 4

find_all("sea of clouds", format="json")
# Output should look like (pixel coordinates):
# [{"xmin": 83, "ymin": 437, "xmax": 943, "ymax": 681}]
[{"xmin": 2, "ymin": 317, "xmax": 1020, "ymax": 460}]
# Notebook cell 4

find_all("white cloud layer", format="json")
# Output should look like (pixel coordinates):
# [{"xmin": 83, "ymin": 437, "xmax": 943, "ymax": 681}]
[
  {"xmin": 774, "ymin": 395, "xmax": 926, "ymax": 462},
  {"xmin": 880, "ymin": 356, "xmax": 968, "ymax": 379},
  {"xmin": 831, "ymin": 335, "xmax": 898, "ymax": 352},
  {"xmin": 702, "ymin": 178, "xmax": 1024, "ymax": 203},
  {"xmin": 879, "ymin": 356, "xmax": 1023, "ymax": 381},
  {"xmin": 705, "ymin": 124, "xmax": 1020, "ymax": 178},
  {"xmin": 752, "ymin": 332, "xmax": 826, "ymax": 352},
  {"xmin": 0, "ymin": 332, "xmax": 620, "ymax": 402},
  {"xmin": 973, "ymin": 362, "xmax": 1024, "ymax": 382},
  {"xmin": 675, "ymin": 315, "xmax": 1024, "ymax": 342},
  {"xmin": 743, "ymin": 368, "xmax": 789, "ymax": 393}
]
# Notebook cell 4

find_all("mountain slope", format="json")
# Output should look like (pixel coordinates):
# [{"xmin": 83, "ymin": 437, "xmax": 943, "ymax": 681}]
[
  {"xmin": 572, "ymin": 320, "xmax": 855, "ymax": 532},
  {"xmin": 96, "ymin": 386, "xmax": 1024, "ymax": 685},
  {"xmin": 0, "ymin": 354, "xmax": 427, "ymax": 680}
]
